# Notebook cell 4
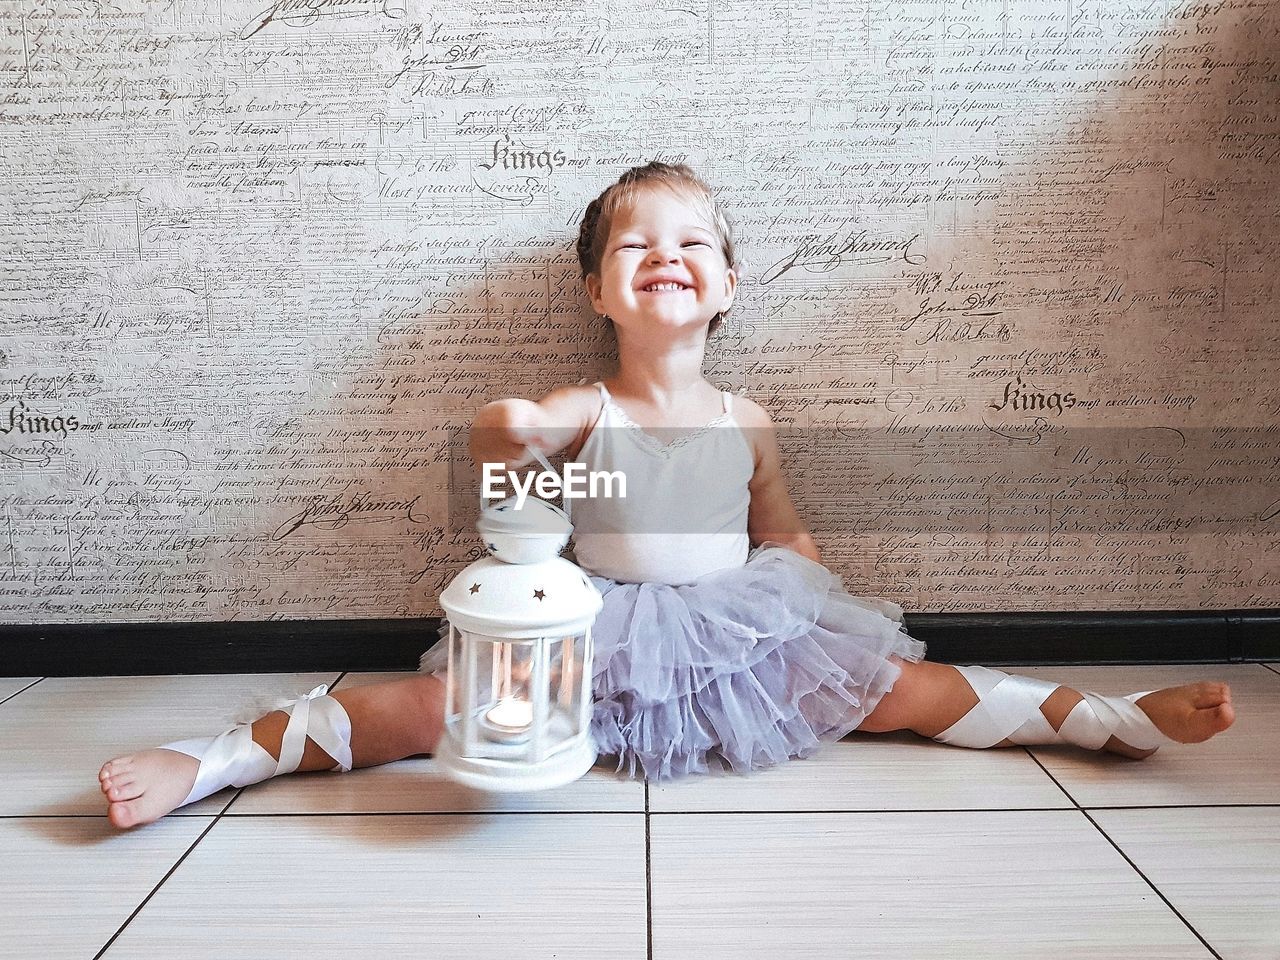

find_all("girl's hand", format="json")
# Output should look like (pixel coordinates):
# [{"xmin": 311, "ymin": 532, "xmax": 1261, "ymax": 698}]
[
  {"xmin": 469, "ymin": 398, "xmax": 553, "ymax": 471},
  {"xmin": 469, "ymin": 396, "xmax": 585, "ymax": 473}
]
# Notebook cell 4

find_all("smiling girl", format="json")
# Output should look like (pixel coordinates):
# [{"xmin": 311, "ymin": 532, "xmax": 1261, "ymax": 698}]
[{"xmin": 99, "ymin": 162, "xmax": 1234, "ymax": 828}]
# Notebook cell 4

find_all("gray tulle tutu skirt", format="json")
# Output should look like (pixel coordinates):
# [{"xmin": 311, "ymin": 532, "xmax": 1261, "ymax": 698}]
[{"xmin": 421, "ymin": 543, "xmax": 927, "ymax": 782}]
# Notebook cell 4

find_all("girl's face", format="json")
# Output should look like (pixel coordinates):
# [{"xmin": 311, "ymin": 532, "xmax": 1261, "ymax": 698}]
[{"xmin": 586, "ymin": 185, "xmax": 736, "ymax": 339}]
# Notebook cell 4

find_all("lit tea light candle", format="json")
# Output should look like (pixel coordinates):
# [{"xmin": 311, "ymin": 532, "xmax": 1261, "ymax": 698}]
[{"xmin": 485, "ymin": 698, "xmax": 533, "ymax": 733}]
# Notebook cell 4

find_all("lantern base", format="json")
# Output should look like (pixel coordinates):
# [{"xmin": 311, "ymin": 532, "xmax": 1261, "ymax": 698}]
[{"xmin": 434, "ymin": 735, "xmax": 598, "ymax": 793}]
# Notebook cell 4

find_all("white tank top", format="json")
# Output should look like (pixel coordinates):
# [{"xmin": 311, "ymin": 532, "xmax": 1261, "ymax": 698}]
[{"xmin": 568, "ymin": 381, "xmax": 755, "ymax": 585}]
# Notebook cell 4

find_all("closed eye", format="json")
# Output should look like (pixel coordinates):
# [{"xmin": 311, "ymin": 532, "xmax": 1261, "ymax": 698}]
[{"xmin": 620, "ymin": 242, "xmax": 709, "ymax": 249}]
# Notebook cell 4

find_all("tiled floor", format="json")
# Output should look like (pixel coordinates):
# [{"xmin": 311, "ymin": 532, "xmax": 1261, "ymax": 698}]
[{"xmin": 2, "ymin": 663, "xmax": 1277, "ymax": 959}]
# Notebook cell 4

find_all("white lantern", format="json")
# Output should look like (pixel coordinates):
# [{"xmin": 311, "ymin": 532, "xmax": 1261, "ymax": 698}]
[{"xmin": 435, "ymin": 463, "xmax": 603, "ymax": 792}]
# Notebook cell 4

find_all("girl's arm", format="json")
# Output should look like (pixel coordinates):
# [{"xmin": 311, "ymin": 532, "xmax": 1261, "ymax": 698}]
[
  {"xmin": 739, "ymin": 398, "xmax": 823, "ymax": 564},
  {"xmin": 468, "ymin": 386, "xmax": 597, "ymax": 473}
]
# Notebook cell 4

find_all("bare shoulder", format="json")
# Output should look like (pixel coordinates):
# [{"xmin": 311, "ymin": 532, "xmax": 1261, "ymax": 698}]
[
  {"xmin": 729, "ymin": 393, "xmax": 778, "ymax": 469},
  {"xmin": 731, "ymin": 393, "xmax": 773, "ymax": 429},
  {"xmin": 534, "ymin": 382, "xmax": 605, "ymax": 460}
]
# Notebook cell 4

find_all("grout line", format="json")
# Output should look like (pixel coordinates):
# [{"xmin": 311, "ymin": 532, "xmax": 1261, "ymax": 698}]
[
  {"xmin": 12, "ymin": 802, "xmax": 1280, "ymax": 821},
  {"xmin": 644, "ymin": 779, "xmax": 653, "ymax": 960},
  {"xmin": 1079, "ymin": 808, "xmax": 1226, "ymax": 960},
  {"xmin": 0, "ymin": 677, "xmax": 44, "ymax": 707},
  {"xmin": 326, "ymin": 670, "xmax": 351, "ymax": 695},
  {"xmin": 1, "ymin": 812, "xmax": 244, "ymax": 820},
  {"xmin": 92, "ymin": 812, "xmax": 229, "ymax": 960},
  {"xmin": 1258, "ymin": 663, "xmax": 1280, "ymax": 678},
  {"xmin": 218, "ymin": 785, "xmax": 248, "ymax": 816},
  {"xmin": 1024, "ymin": 746, "xmax": 1227, "ymax": 960},
  {"xmin": 1024, "ymin": 744, "xmax": 1082, "ymax": 807},
  {"xmin": 639, "ymin": 803, "xmax": 1278, "ymax": 814},
  {"xmin": 1072, "ymin": 802, "xmax": 1280, "ymax": 810}
]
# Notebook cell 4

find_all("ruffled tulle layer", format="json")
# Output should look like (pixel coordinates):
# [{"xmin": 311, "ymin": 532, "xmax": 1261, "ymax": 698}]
[{"xmin": 421, "ymin": 543, "xmax": 927, "ymax": 782}]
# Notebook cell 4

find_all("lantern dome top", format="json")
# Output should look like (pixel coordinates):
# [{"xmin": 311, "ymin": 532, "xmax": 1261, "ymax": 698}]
[
  {"xmin": 440, "ymin": 554, "xmax": 602, "ymax": 638},
  {"xmin": 477, "ymin": 496, "xmax": 572, "ymax": 565}
]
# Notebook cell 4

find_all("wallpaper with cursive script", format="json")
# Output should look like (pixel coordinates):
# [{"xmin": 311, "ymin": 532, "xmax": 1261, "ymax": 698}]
[{"xmin": 2, "ymin": 0, "xmax": 1277, "ymax": 626}]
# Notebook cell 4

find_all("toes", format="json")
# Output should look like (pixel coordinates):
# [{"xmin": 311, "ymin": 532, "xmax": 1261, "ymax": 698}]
[
  {"xmin": 1216, "ymin": 702, "xmax": 1236, "ymax": 730},
  {"xmin": 1190, "ymin": 683, "xmax": 1230, "ymax": 709},
  {"xmin": 99, "ymin": 757, "xmax": 133, "ymax": 781},
  {"xmin": 107, "ymin": 779, "xmax": 143, "ymax": 802},
  {"xmin": 108, "ymin": 801, "xmax": 142, "ymax": 830}
]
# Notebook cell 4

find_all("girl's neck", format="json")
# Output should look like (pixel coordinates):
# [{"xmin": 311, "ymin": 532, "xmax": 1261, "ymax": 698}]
[{"xmin": 608, "ymin": 339, "xmax": 709, "ymax": 410}]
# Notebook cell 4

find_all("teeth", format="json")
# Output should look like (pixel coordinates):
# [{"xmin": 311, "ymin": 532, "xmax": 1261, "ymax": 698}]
[{"xmin": 644, "ymin": 283, "xmax": 686, "ymax": 291}]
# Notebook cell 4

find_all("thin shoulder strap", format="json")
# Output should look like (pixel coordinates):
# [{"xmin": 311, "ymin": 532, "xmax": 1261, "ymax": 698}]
[
  {"xmin": 586, "ymin": 381, "xmax": 609, "ymax": 431},
  {"xmin": 722, "ymin": 391, "xmax": 732, "ymax": 414}
]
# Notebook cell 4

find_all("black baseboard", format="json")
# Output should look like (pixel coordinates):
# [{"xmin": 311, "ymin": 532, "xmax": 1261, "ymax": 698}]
[{"xmin": 2, "ymin": 610, "xmax": 1277, "ymax": 677}]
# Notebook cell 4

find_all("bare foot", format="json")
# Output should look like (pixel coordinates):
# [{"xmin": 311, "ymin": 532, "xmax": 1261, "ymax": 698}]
[
  {"xmin": 1130, "ymin": 681, "xmax": 1235, "ymax": 750},
  {"xmin": 99, "ymin": 749, "xmax": 200, "ymax": 830}
]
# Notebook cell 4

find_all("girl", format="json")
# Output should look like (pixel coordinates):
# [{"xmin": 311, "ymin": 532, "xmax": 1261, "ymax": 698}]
[{"xmin": 99, "ymin": 162, "xmax": 1235, "ymax": 829}]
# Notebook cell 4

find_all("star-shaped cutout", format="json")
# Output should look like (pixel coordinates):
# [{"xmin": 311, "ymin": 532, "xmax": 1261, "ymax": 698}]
[
  {"xmin": 469, "ymin": 582, "xmax": 481, "ymax": 595},
  {"xmin": 533, "ymin": 588, "xmax": 546, "ymax": 601}
]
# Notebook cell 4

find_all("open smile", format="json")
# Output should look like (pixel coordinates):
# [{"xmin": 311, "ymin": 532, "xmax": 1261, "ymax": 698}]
[{"xmin": 638, "ymin": 283, "xmax": 693, "ymax": 294}]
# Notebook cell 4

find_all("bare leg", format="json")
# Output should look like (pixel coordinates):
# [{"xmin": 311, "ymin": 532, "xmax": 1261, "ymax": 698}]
[
  {"xmin": 99, "ymin": 674, "xmax": 446, "ymax": 829},
  {"xmin": 858, "ymin": 658, "xmax": 1234, "ymax": 759}
]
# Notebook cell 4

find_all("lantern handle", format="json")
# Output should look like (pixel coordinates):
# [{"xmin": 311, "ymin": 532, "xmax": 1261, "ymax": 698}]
[{"xmin": 480, "ymin": 445, "xmax": 571, "ymax": 524}]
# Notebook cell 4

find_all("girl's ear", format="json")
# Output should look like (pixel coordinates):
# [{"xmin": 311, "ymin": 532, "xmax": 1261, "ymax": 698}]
[
  {"xmin": 585, "ymin": 272, "xmax": 604, "ymax": 312},
  {"xmin": 720, "ymin": 267, "xmax": 737, "ymax": 313}
]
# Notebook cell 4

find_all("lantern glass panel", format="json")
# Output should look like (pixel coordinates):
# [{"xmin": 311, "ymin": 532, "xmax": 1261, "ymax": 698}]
[
  {"xmin": 445, "ymin": 631, "xmax": 525, "ymax": 725},
  {"xmin": 444, "ymin": 628, "xmax": 593, "ymax": 762},
  {"xmin": 546, "ymin": 632, "xmax": 588, "ymax": 735},
  {"xmin": 445, "ymin": 633, "xmax": 541, "ymax": 754}
]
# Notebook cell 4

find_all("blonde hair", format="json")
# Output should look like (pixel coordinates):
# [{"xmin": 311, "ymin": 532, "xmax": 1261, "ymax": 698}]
[{"xmin": 576, "ymin": 162, "xmax": 737, "ymax": 337}]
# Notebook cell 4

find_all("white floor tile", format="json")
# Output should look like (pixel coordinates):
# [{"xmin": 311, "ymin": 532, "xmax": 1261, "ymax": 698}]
[
  {"xmin": 1093, "ymin": 807, "xmax": 1280, "ymax": 960},
  {"xmin": 0, "ymin": 815, "xmax": 209, "ymax": 960},
  {"xmin": 100, "ymin": 814, "xmax": 647, "ymax": 958},
  {"xmin": 649, "ymin": 729, "xmax": 1071, "ymax": 812},
  {"xmin": 0, "ymin": 677, "xmax": 40, "ymax": 702},
  {"xmin": 1011, "ymin": 665, "xmax": 1277, "ymax": 806},
  {"xmin": 650, "ymin": 810, "xmax": 1215, "ymax": 960},
  {"xmin": 0, "ymin": 674, "xmax": 338, "ymax": 817}
]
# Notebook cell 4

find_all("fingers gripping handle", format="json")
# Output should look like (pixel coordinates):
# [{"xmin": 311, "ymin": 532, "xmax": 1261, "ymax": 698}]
[{"xmin": 479, "ymin": 445, "xmax": 571, "ymax": 524}]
